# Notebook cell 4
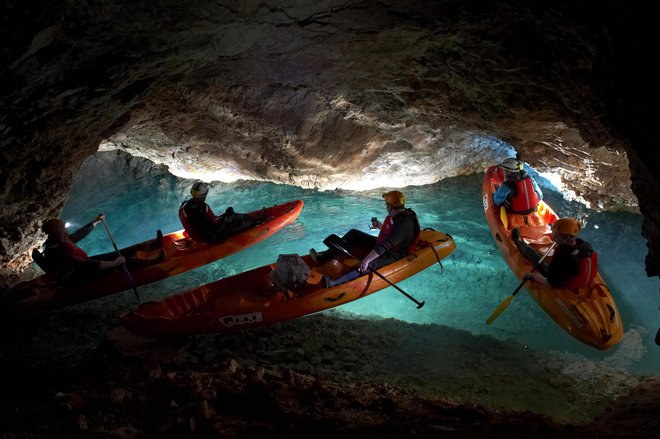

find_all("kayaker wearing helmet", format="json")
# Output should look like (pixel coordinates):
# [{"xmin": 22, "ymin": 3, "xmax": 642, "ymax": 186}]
[
  {"xmin": 179, "ymin": 181, "xmax": 264, "ymax": 243},
  {"xmin": 311, "ymin": 190, "xmax": 421, "ymax": 287},
  {"xmin": 513, "ymin": 217, "xmax": 598, "ymax": 289},
  {"xmin": 40, "ymin": 215, "xmax": 123, "ymax": 280},
  {"xmin": 39, "ymin": 215, "xmax": 163, "ymax": 281},
  {"xmin": 493, "ymin": 157, "xmax": 543, "ymax": 214}
]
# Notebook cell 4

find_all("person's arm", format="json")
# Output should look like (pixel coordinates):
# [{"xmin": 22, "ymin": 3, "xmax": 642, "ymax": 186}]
[
  {"xmin": 358, "ymin": 248, "xmax": 383, "ymax": 272},
  {"xmin": 205, "ymin": 204, "xmax": 220, "ymax": 224},
  {"xmin": 531, "ymin": 178, "xmax": 543, "ymax": 200},
  {"xmin": 492, "ymin": 185, "xmax": 511, "ymax": 206},
  {"xmin": 97, "ymin": 256, "xmax": 126, "ymax": 270},
  {"xmin": 371, "ymin": 215, "xmax": 414, "ymax": 258},
  {"xmin": 69, "ymin": 214, "xmax": 104, "ymax": 243}
]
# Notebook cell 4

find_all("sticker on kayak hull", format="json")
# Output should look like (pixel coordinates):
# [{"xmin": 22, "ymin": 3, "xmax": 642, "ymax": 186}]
[
  {"xmin": 482, "ymin": 194, "xmax": 489, "ymax": 211},
  {"xmin": 220, "ymin": 312, "xmax": 263, "ymax": 327}
]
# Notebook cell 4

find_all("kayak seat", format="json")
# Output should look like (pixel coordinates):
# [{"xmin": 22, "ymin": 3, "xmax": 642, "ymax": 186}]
[
  {"xmin": 306, "ymin": 270, "xmax": 324, "ymax": 285},
  {"xmin": 313, "ymin": 259, "xmax": 353, "ymax": 278},
  {"xmin": 518, "ymin": 226, "xmax": 552, "ymax": 245},
  {"xmin": 174, "ymin": 237, "xmax": 194, "ymax": 250},
  {"xmin": 506, "ymin": 213, "xmax": 547, "ymax": 229}
]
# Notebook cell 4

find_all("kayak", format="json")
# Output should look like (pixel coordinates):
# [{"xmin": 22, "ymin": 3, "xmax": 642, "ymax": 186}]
[
  {"xmin": 482, "ymin": 165, "xmax": 623, "ymax": 350},
  {"xmin": 7, "ymin": 200, "xmax": 304, "ymax": 313},
  {"xmin": 120, "ymin": 229, "xmax": 456, "ymax": 336}
]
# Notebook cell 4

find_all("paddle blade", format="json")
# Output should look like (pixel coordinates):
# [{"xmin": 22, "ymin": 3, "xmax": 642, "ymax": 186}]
[{"xmin": 486, "ymin": 295, "xmax": 514, "ymax": 325}]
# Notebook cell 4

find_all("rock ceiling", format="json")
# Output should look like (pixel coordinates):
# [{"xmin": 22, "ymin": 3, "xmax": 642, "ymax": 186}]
[{"xmin": 0, "ymin": 0, "xmax": 657, "ymax": 285}]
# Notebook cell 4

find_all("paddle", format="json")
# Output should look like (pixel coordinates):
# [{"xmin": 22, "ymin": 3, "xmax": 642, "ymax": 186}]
[
  {"xmin": 324, "ymin": 234, "xmax": 425, "ymax": 309},
  {"xmin": 486, "ymin": 241, "xmax": 556, "ymax": 325},
  {"xmin": 101, "ymin": 219, "xmax": 140, "ymax": 303}
]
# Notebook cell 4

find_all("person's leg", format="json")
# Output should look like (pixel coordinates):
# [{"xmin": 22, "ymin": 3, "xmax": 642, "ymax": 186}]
[
  {"xmin": 369, "ymin": 252, "xmax": 400, "ymax": 271},
  {"xmin": 511, "ymin": 228, "xmax": 549, "ymax": 276},
  {"xmin": 226, "ymin": 212, "xmax": 256, "ymax": 224},
  {"xmin": 328, "ymin": 251, "xmax": 400, "ymax": 287},
  {"xmin": 210, "ymin": 219, "xmax": 256, "ymax": 242},
  {"xmin": 342, "ymin": 229, "xmax": 377, "ymax": 252},
  {"xmin": 326, "ymin": 268, "xmax": 360, "ymax": 287},
  {"xmin": 89, "ymin": 252, "xmax": 118, "ymax": 262}
]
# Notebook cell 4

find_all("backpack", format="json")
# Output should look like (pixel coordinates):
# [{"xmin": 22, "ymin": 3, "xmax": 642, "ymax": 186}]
[{"xmin": 272, "ymin": 254, "xmax": 311, "ymax": 296}]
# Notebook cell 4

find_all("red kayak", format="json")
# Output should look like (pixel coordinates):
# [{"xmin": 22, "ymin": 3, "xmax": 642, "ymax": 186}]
[{"xmin": 7, "ymin": 200, "xmax": 304, "ymax": 313}]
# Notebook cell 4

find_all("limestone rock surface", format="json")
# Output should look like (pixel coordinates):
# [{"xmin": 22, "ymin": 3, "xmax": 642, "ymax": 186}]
[{"xmin": 1, "ymin": 1, "xmax": 657, "ymax": 284}]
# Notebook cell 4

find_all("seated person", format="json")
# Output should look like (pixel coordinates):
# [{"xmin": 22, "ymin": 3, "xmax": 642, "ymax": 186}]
[
  {"xmin": 39, "ymin": 214, "xmax": 161, "ymax": 281},
  {"xmin": 493, "ymin": 157, "xmax": 543, "ymax": 215},
  {"xmin": 311, "ymin": 190, "xmax": 420, "ymax": 287},
  {"xmin": 512, "ymin": 217, "xmax": 598, "ymax": 290},
  {"xmin": 179, "ymin": 182, "xmax": 263, "ymax": 243}
]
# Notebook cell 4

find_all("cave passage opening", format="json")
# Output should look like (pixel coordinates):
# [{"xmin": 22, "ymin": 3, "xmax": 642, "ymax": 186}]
[{"xmin": 57, "ymin": 149, "xmax": 659, "ymax": 375}]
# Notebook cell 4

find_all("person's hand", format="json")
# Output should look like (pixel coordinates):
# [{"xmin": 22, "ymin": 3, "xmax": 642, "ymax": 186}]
[
  {"xmin": 114, "ymin": 256, "xmax": 126, "ymax": 266},
  {"xmin": 358, "ymin": 259, "xmax": 370, "ymax": 273},
  {"xmin": 369, "ymin": 217, "xmax": 382, "ymax": 230},
  {"xmin": 523, "ymin": 272, "xmax": 538, "ymax": 282},
  {"xmin": 94, "ymin": 213, "xmax": 105, "ymax": 225}
]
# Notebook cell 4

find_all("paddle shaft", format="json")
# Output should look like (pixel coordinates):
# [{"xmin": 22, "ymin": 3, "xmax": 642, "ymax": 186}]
[
  {"xmin": 486, "ymin": 241, "xmax": 556, "ymax": 325},
  {"xmin": 329, "ymin": 239, "xmax": 425, "ymax": 309},
  {"xmin": 101, "ymin": 219, "xmax": 140, "ymax": 303},
  {"xmin": 368, "ymin": 267, "xmax": 425, "ymax": 309},
  {"xmin": 511, "ymin": 241, "xmax": 556, "ymax": 298}
]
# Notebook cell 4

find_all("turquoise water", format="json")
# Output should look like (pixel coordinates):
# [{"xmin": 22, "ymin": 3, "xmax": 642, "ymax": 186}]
[{"xmin": 61, "ymin": 150, "xmax": 659, "ymax": 375}]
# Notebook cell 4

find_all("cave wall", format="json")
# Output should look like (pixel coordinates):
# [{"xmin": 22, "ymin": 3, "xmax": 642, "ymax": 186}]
[{"xmin": 1, "ymin": 0, "xmax": 657, "ymax": 286}]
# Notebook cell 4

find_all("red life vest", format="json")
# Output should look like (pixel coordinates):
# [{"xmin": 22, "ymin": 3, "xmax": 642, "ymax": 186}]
[
  {"xmin": 509, "ymin": 177, "xmax": 540, "ymax": 214},
  {"xmin": 61, "ymin": 241, "xmax": 89, "ymax": 262},
  {"xmin": 564, "ymin": 251, "xmax": 598, "ymax": 290},
  {"xmin": 376, "ymin": 209, "xmax": 421, "ymax": 254},
  {"xmin": 179, "ymin": 200, "xmax": 217, "ymax": 241}
]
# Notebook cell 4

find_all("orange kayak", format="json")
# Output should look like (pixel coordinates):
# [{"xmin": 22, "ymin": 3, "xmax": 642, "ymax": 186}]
[
  {"xmin": 482, "ymin": 165, "xmax": 622, "ymax": 350},
  {"xmin": 8, "ymin": 200, "xmax": 304, "ymax": 313},
  {"xmin": 120, "ymin": 229, "xmax": 456, "ymax": 336}
]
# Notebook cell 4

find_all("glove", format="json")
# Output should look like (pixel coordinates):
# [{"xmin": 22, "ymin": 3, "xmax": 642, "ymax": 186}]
[{"xmin": 522, "ymin": 273, "xmax": 535, "ymax": 282}]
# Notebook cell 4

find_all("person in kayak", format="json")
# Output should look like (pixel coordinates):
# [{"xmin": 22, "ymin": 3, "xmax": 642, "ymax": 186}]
[
  {"xmin": 493, "ymin": 157, "xmax": 543, "ymax": 214},
  {"xmin": 310, "ymin": 190, "xmax": 421, "ymax": 287},
  {"xmin": 179, "ymin": 181, "xmax": 264, "ymax": 243},
  {"xmin": 512, "ymin": 217, "xmax": 598, "ymax": 289},
  {"xmin": 39, "ymin": 214, "xmax": 162, "ymax": 281}
]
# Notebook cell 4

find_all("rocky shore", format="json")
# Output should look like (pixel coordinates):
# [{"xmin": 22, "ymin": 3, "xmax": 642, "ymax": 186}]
[{"xmin": 1, "ymin": 297, "xmax": 657, "ymax": 438}]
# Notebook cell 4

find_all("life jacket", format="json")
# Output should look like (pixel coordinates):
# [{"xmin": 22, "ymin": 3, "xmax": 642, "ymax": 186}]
[
  {"xmin": 42, "ymin": 240, "xmax": 89, "ymax": 277},
  {"xmin": 376, "ymin": 208, "xmax": 421, "ymax": 254},
  {"xmin": 179, "ymin": 199, "xmax": 217, "ymax": 241},
  {"xmin": 505, "ymin": 171, "xmax": 539, "ymax": 214},
  {"xmin": 564, "ymin": 248, "xmax": 598, "ymax": 290}
]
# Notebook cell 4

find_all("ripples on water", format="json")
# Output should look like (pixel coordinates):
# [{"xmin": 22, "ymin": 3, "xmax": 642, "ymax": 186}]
[{"xmin": 60, "ymin": 151, "xmax": 659, "ymax": 374}]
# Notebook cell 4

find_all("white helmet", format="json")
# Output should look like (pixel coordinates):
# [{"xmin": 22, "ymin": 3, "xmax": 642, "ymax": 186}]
[
  {"xmin": 501, "ymin": 157, "xmax": 522, "ymax": 172},
  {"xmin": 191, "ymin": 182, "xmax": 209, "ymax": 199}
]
